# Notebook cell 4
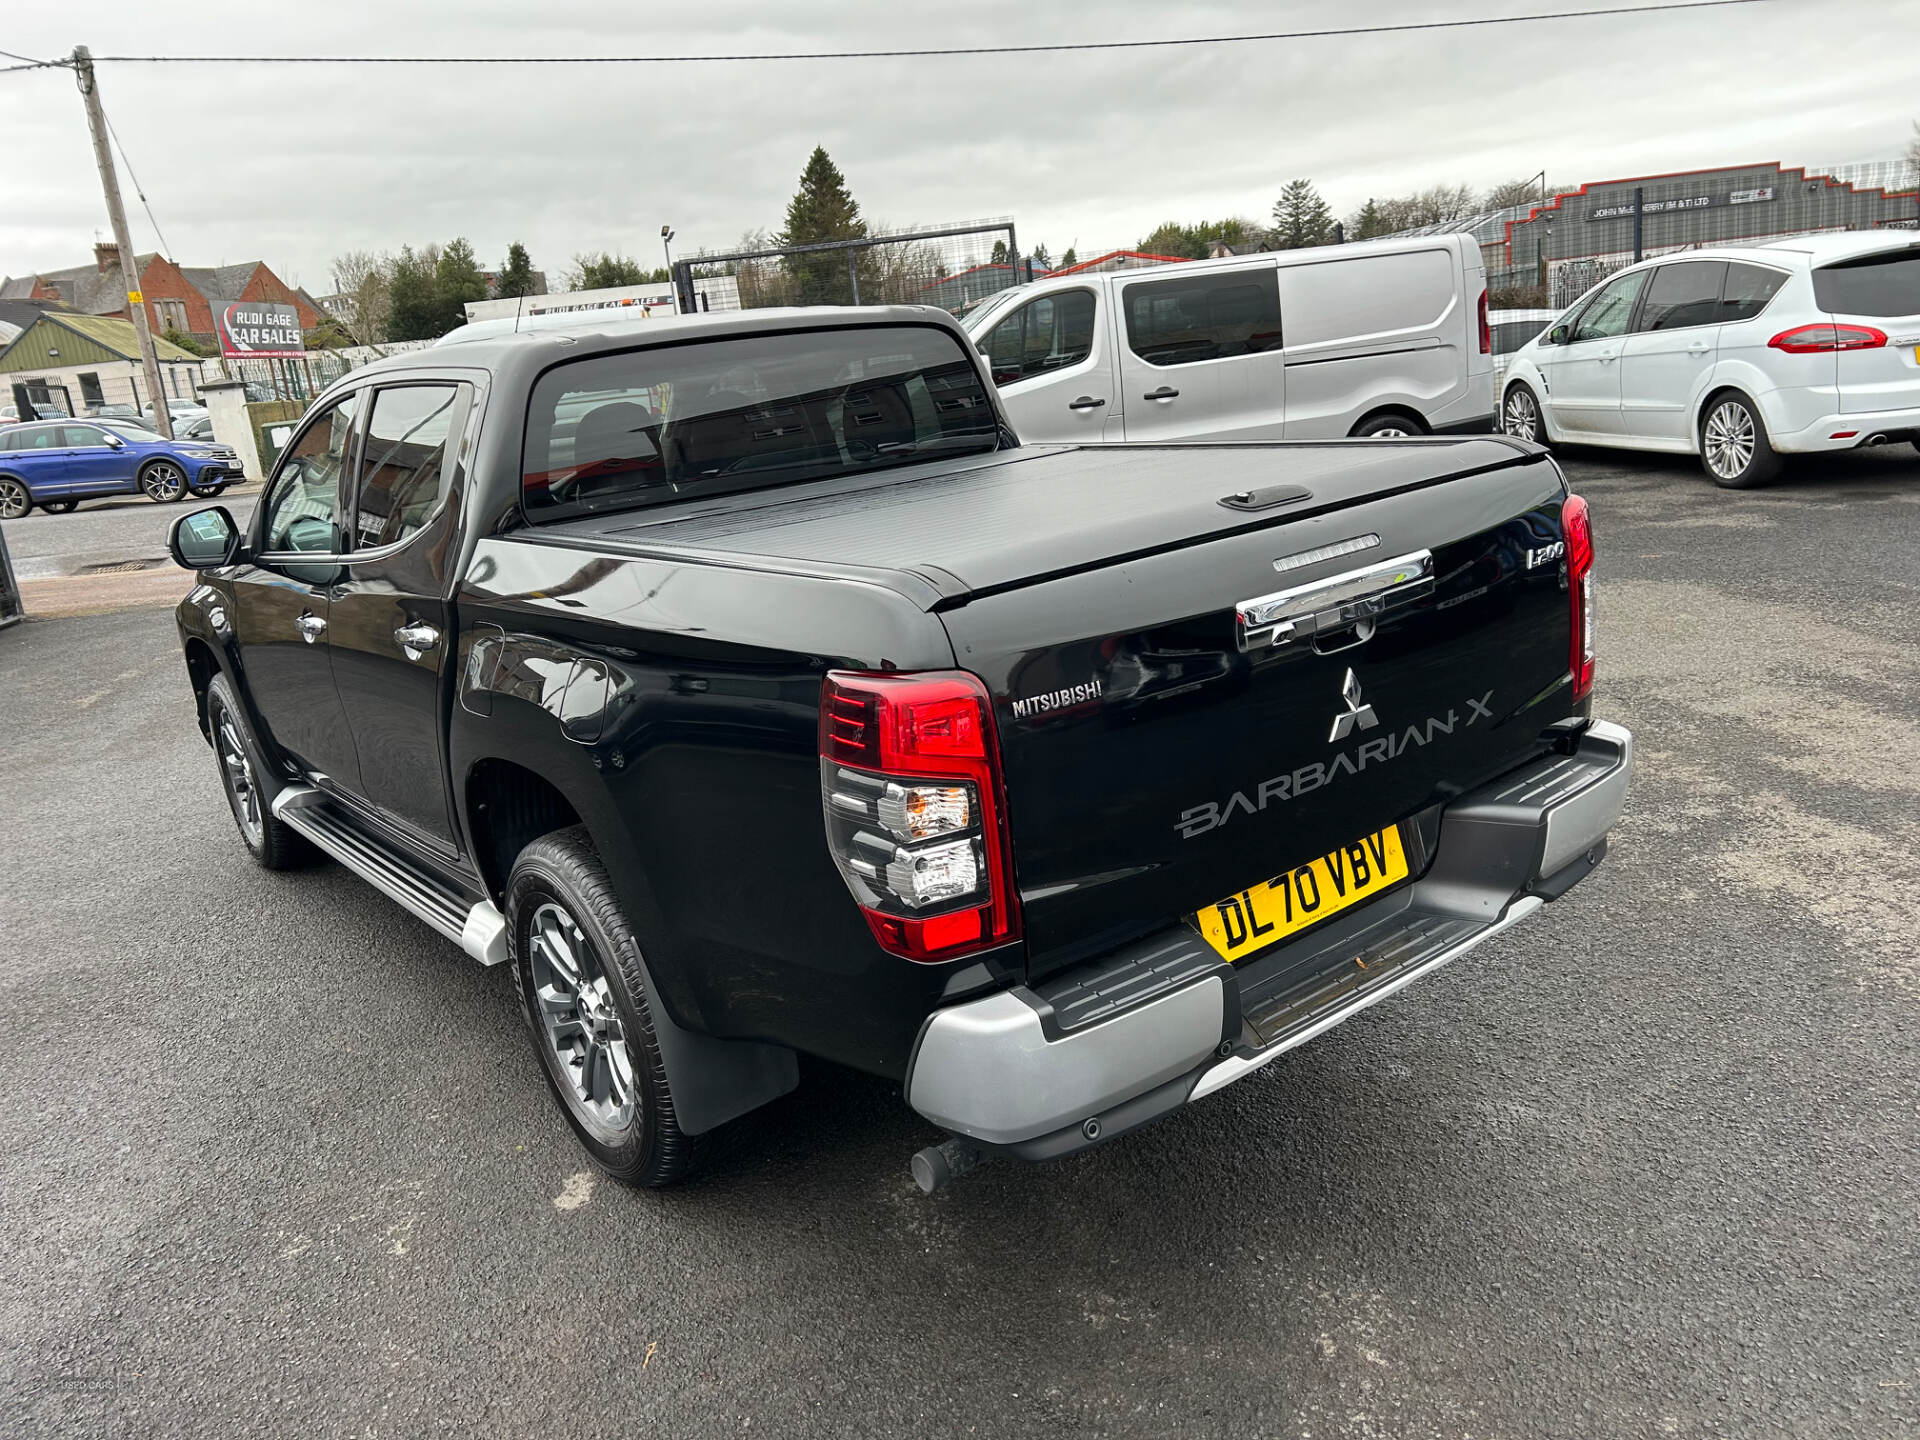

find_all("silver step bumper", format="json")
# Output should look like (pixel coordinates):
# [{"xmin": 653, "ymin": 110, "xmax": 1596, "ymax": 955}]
[{"xmin": 906, "ymin": 720, "xmax": 1632, "ymax": 1156}]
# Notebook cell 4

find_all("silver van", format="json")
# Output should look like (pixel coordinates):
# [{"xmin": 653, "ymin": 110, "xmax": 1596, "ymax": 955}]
[{"xmin": 964, "ymin": 234, "xmax": 1494, "ymax": 444}]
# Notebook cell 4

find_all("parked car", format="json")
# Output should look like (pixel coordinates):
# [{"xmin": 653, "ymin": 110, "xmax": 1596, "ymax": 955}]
[
  {"xmin": 165, "ymin": 306, "xmax": 1630, "ymax": 1191},
  {"xmin": 175, "ymin": 414, "xmax": 216, "ymax": 441},
  {"xmin": 141, "ymin": 400, "xmax": 211, "ymax": 429},
  {"xmin": 1488, "ymin": 307, "xmax": 1559, "ymax": 386},
  {"xmin": 1500, "ymin": 232, "xmax": 1920, "ymax": 487},
  {"xmin": 1, "ymin": 403, "xmax": 68, "ymax": 425},
  {"xmin": 0, "ymin": 418, "xmax": 244, "ymax": 517},
  {"xmin": 85, "ymin": 403, "xmax": 149, "ymax": 425},
  {"xmin": 963, "ymin": 234, "xmax": 1495, "ymax": 444}
]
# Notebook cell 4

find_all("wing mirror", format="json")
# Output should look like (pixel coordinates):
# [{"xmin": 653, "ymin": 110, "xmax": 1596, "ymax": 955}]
[
  {"xmin": 106, "ymin": 434, "xmax": 126, "ymax": 448},
  {"xmin": 1548, "ymin": 324, "xmax": 1570, "ymax": 346},
  {"xmin": 168, "ymin": 505, "xmax": 243, "ymax": 570}
]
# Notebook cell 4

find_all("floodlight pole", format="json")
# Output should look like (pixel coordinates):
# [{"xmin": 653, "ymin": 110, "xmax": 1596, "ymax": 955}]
[{"xmin": 72, "ymin": 45, "xmax": 172, "ymax": 439}]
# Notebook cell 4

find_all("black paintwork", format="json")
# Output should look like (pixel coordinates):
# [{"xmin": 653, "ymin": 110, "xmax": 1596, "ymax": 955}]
[{"xmin": 172, "ymin": 305, "xmax": 1581, "ymax": 1082}]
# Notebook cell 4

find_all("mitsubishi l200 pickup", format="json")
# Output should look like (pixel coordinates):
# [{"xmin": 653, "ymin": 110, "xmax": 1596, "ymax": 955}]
[{"xmin": 166, "ymin": 305, "xmax": 1631, "ymax": 1190}]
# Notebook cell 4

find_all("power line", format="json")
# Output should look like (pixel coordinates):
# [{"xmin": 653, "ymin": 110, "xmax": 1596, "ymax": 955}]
[
  {"xmin": 88, "ymin": 0, "xmax": 1778, "ymax": 65},
  {"xmin": 102, "ymin": 107, "xmax": 176, "ymax": 262}
]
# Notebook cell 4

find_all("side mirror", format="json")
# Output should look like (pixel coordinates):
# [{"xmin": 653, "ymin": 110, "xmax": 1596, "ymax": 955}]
[
  {"xmin": 1548, "ymin": 324, "xmax": 1570, "ymax": 346},
  {"xmin": 169, "ymin": 506, "xmax": 242, "ymax": 570},
  {"xmin": 105, "ymin": 434, "xmax": 126, "ymax": 448}
]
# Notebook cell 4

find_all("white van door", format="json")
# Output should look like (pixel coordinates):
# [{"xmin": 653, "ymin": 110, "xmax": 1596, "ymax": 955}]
[
  {"xmin": 975, "ymin": 286, "xmax": 1113, "ymax": 443},
  {"xmin": 1275, "ymin": 244, "xmax": 1465, "ymax": 437},
  {"xmin": 1113, "ymin": 265, "xmax": 1286, "ymax": 442}
]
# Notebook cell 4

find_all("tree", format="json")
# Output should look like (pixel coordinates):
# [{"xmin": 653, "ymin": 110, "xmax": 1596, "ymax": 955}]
[
  {"xmin": 777, "ymin": 145, "xmax": 871, "ymax": 304},
  {"xmin": 328, "ymin": 248, "xmax": 391, "ymax": 345},
  {"xmin": 385, "ymin": 245, "xmax": 440, "ymax": 341},
  {"xmin": 1908, "ymin": 120, "xmax": 1920, "ymax": 184},
  {"xmin": 564, "ymin": 251, "xmax": 652, "ymax": 290},
  {"xmin": 496, "ymin": 241, "xmax": 538, "ymax": 298},
  {"xmin": 1348, "ymin": 198, "xmax": 1389, "ymax": 241},
  {"xmin": 1271, "ymin": 179, "xmax": 1333, "ymax": 249},
  {"xmin": 1137, "ymin": 217, "xmax": 1263, "ymax": 260},
  {"xmin": 990, "ymin": 239, "xmax": 1009, "ymax": 265},
  {"xmin": 1484, "ymin": 176, "xmax": 1552, "ymax": 210},
  {"xmin": 1060, "ymin": 246, "xmax": 1077, "ymax": 268},
  {"xmin": 161, "ymin": 327, "xmax": 214, "ymax": 357},
  {"xmin": 1030, "ymin": 242, "xmax": 1051, "ymax": 271},
  {"xmin": 433, "ymin": 237, "xmax": 490, "ymax": 334}
]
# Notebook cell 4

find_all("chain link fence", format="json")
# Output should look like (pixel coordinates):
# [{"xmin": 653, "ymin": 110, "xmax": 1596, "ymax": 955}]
[{"xmin": 673, "ymin": 220, "xmax": 1032, "ymax": 316}]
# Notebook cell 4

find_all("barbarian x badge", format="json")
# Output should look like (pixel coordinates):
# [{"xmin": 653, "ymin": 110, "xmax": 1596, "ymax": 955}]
[{"xmin": 1329, "ymin": 668, "xmax": 1379, "ymax": 744}]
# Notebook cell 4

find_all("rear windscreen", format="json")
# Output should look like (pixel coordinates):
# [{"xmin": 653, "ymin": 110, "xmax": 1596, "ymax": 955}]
[
  {"xmin": 521, "ymin": 324, "xmax": 1001, "ymax": 523},
  {"xmin": 1812, "ymin": 251, "xmax": 1920, "ymax": 318}
]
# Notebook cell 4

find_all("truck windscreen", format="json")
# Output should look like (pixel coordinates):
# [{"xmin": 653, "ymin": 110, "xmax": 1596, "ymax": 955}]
[{"xmin": 521, "ymin": 324, "xmax": 1002, "ymax": 522}]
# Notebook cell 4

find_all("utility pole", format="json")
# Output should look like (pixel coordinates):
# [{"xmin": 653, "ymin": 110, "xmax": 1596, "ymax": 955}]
[{"xmin": 72, "ymin": 45, "xmax": 172, "ymax": 439}]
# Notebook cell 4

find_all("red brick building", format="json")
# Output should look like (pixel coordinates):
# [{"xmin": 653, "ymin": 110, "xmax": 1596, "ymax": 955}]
[{"xmin": 0, "ymin": 245, "xmax": 323, "ymax": 349}]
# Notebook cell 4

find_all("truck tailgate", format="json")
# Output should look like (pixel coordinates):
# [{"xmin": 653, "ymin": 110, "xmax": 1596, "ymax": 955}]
[{"xmin": 933, "ymin": 445, "xmax": 1579, "ymax": 979}]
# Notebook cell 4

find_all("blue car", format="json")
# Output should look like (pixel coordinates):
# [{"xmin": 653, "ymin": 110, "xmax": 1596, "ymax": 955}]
[{"xmin": 0, "ymin": 418, "xmax": 245, "ymax": 519}]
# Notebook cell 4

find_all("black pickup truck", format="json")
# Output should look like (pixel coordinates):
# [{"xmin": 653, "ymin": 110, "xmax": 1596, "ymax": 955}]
[{"xmin": 167, "ymin": 306, "xmax": 1631, "ymax": 1191}]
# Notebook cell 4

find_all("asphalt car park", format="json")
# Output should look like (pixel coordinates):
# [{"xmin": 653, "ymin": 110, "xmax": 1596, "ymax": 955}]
[{"xmin": 2, "ymin": 444, "xmax": 1916, "ymax": 1438}]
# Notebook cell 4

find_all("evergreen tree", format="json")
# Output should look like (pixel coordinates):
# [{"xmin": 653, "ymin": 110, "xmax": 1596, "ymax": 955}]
[
  {"xmin": 433, "ymin": 238, "xmax": 490, "ymax": 334},
  {"xmin": 1061, "ymin": 246, "xmax": 1077, "ymax": 268},
  {"xmin": 385, "ymin": 245, "xmax": 440, "ymax": 341},
  {"xmin": 567, "ymin": 251, "xmax": 650, "ymax": 290},
  {"xmin": 1349, "ymin": 198, "xmax": 1388, "ymax": 241},
  {"xmin": 990, "ymin": 239, "xmax": 1009, "ymax": 265},
  {"xmin": 1030, "ymin": 242, "xmax": 1051, "ymax": 271},
  {"xmin": 1271, "ymin": 180, "xmax": 1333, "ymax": 249},
  {"xmin": 496, "ymin": 241, "xmax": 538, "ymax": 298},
  {"xmin": 778, "ymin": 146, "xmax": 870, "ymax": 304},
  {"xmin": 1138, "ymin": 218, "xmax": 1262, "ymax": 260}
]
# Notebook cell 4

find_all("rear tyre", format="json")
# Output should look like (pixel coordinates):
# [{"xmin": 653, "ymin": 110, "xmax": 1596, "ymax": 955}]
[
  {"xmin": 1502, "ymin": 383, "xmax": 1549, "ymax": 447},
  {"xmin": 139, "ymin": 459, "xmax": 188, "ymax": 504},
  {"xmin": 1350, "ymin": 412, "xmax": 1424, "ymax": 439},
  {"xmin": 205, "ymin": 672, "xmax": 311, "ymax": 870},
  {"xmin": 42, "ymin": 499, "xmax": 78, "ymax": 515},
  {"xmin": 1699, "ymin": 391, "xmax": 1781, "ymax": 489},
  {"xmin": 508, "ymin": 826, "xmax": 705, "ymax": 1188},
  {"xmin": 0, "ymin": 476, "xmax": 31, "ymax": 519},
  {"xmin": 188, "ymin": 480, "xmax": 227, "ymax": 500}
]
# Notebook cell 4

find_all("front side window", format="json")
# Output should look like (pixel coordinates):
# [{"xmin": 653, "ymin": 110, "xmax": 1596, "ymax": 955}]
[
  {"xmin": 1718, "ymin": 264, "xmax": 1788, "ymax": 323},
  {"xmin": 1637, "ymin": 262, "xmax": 1727, "ymax": 332},
  {"xmin": 1811, "ymin": 252, "xmax": 1920, "ymax": 318},
  {"xmin": 982, "ymin": 291, "xmax": 1096, "ymax": 384},
  {"xmin": 522, "ymin": 324, "xmax": 999, "ymax": 523},
  {"xmin": 60, "ymin": 424, "xmax": 112, "ymax": 448},
  {"xmin": 1571, "ymin": 271, "xmax": 1648, "ymax": 342},
  {"xmin": 261, "ymin": 393, "xmax": 360, "ymax": 553},
  {"xmin": 1123, "ymin": 270, "xmax": 1283, "ymax": 366},
  {"xmin": 352, "ymin": 383, "xmax": 464, "ymax": 549}
]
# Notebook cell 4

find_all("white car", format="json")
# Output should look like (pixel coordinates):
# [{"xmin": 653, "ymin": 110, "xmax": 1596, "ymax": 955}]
[
  {"xmin": 1500, "ymin": 232, "xmax": 1920, "ymax": 487},
  {"xmin": 1488, "ymin": 307, "xmax": 1558, "ymax": 387}
]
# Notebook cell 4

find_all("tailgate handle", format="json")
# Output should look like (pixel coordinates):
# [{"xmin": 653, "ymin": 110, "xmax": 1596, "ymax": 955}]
[{"xmin": 1235, "ymin": 549, "xmax": 1434, "ymax": 653}]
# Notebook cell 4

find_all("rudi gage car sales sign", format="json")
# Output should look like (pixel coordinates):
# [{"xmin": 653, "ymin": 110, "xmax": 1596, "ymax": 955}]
[{"xmin": 218, "ymin": 301, "xmax": 304, "ymax": 358}]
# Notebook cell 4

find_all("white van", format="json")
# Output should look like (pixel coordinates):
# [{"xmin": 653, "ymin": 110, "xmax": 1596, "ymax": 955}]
[{"xmin": 963, "ymin": 234, "xmax": 1494, "ymax": 444}]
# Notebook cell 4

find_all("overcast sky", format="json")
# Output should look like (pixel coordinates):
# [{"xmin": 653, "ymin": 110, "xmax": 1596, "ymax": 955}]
[{"xmin": 3, "ymin": 0, "xmax": 1915, "ymax": 292}]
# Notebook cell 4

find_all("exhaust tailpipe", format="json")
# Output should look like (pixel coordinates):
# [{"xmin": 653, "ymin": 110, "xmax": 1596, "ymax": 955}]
[{"xmin": 911, "ymin": 1137, "xmax": 985, "ymax": 1194}]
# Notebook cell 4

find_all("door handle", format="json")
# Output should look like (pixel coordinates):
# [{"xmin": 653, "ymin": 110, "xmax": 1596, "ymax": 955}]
[
  {"xmin": 1067, "ymin": 396, "xmax": 1106, "ymax": 410},
  {"xmin": 393, "ymin": 621, "xmax": 441, "ymax": 660},
  {"xmin": 295, "ymin": 611, "xmax": 326, "ymax": 644},
  {"xmin": 1687, "ymin": 342, "xmax": 1712, "ymax": 355},
  {"xmin": 1144, "ymin": 386, "xmax": 1180, "ymax": 401}
]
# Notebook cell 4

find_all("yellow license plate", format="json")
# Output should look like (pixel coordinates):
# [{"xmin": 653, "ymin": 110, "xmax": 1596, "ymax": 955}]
[{"xmin": 1194, "ymin": 826, "xmax": 1409, "ymax": 962}]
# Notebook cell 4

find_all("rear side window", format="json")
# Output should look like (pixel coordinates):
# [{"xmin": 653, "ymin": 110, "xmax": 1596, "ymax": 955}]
[
  {"xmin": 1123, "ymin": 270, "xmax": 1282, "ymax": 366},
  {"xmin": 1812, "ymin": 251, "xmax": 1920, "ymax": 317},
  {"xmin": 1637, "ymin": 262, "xmax": 1726, "ymax": 331},
  {"xmin": 521, "ymin": 324, "xmax": 1000, "ymax": 523},
  {"xmin": 352, "ymin": 383, "xmax": 465, "ymax": 549},
  {"xmin": 1718, "ymin": 264, "xmax": 1788, "ymax": 323},
  {"xmin": 982, "ymin": 290, "xmax": 1096, "ymax": 385},
  {"xmin": 6, "ymin": 425, "xmax": 62, "ymax": 451}
]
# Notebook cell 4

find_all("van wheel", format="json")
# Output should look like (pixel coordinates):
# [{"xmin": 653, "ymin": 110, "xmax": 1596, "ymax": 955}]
[
  {"xmin": 1502, "ymin": 384, "xmax": 1549, "ymax": 446},
  {"xmin": 1351, "ymin": 412, "xmax": 1424, "ymax": 439},
  {"xmin": 1699, "ymin": 392, "xmax": 1781, "ymax": 489},
  {"xmin": 508, "ymin": 826, "xmax": 705, "ymax": 1188}
]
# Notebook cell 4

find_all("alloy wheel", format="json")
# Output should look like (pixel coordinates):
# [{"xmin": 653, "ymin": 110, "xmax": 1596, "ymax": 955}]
[
  {"xmin": 1503, "ymin": 388, "xmax": 1540, "ymax": 442},
  {"xmin": 140, "ymin": 461, "xmax": 186, "ymax": 503},
  {"xmin": 1703, "ymin": 401, "xmax": 1756, "ymax": 481},
  {"xmin": 1368, "ymin": 426, "xmax": 1411, "ymax": 439},
  {"xmin": 215, "ymin": 707, "xmax": 263, "ymax": 844},
  {"xmin": 0, "ymin": 477, "xmax": 28, "ymax": 519},
  {"xmin": 527, "ymin": 901, "xmax": 637, "ymax": 1133}
]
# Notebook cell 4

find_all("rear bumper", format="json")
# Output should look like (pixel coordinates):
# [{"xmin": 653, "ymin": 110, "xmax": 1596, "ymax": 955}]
[
  {"xmin": 1769, "ymin": 403, "xmax": 1920, "ymax": 454},
  {"xmin": 905, "ymin": 719, "xmax": 1632, "ymax": 1157}
]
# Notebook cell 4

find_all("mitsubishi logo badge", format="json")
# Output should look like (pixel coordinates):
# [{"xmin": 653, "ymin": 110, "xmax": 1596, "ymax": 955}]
[{"xmin": 1329, "ymin": 668, "xmax": 1379, "ymax": 743}]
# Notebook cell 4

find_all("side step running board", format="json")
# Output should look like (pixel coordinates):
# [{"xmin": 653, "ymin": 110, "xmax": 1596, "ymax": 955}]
[{"xmin": 272, "ymin": 786, "xmax": 508, "ymax": 966}]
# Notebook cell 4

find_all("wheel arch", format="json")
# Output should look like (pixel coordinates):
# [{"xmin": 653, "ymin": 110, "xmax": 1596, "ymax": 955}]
[
  {"xmin": 182, "ymin": 635, "xmax": 220, "ymax": 741},
  {"xmin": 464, "ymin": 756, "xmax": 585, "ymax": 904},
  {"xmin": 1348, "ymin": 404, "xmax": 1430, "ymax": 437}
]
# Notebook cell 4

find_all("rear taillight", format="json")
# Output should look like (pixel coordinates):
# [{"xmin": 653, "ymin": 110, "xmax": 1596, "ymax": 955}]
[
  {"xmin": 1562, "ymin": 493, "xmax": 1595, "ymax": 701},
  {"xmin": 820, "ymin": 670, "xmax": 1020, "ymax": 962},
  {"xmin": 1477, "ymin": 289, "xmax": 1491, "ymax": 355},
  {"xmin": 1767, "ymin": 323, "xmax": 1887, "ymax": 354}
]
